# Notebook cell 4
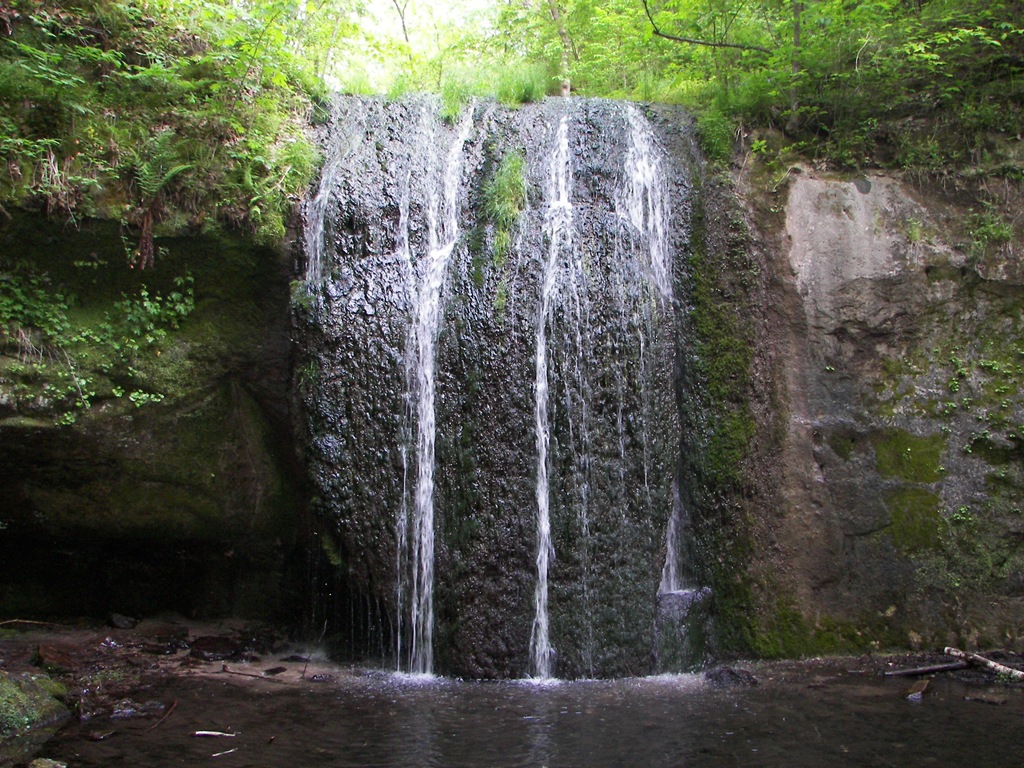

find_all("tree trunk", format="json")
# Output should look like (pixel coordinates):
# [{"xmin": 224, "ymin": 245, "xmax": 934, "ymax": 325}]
[
  {"xmin": 545, "ymin": 0, "xmax": 577, "ymax": 94},
  {"xmin": 944, "ymin": 647, "xmax": 1024, "ymax": 681},
  {"xmin": 786, "ymin": 0, "xmax": 803, "ymax": 134}
]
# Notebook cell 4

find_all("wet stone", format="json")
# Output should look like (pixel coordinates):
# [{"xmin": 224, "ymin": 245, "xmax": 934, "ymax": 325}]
[
  {"xmin": 188, "ymin": 636, "xmax": 241, "ymax": 662},
  {"xmin": 905, "ymin": 679, "xmax": 929, "ymax": 702},
  {"xmin": 963, "ymin": 694, "xmax": 1007, "ymax": 706},
  {"xmin": 136, "ymin": 621, "xmax": 189, "ymax": 643},
  {"xmin": 108, "ymin": 613, "xmax": 138, "ymax": 630},
  {"xmin": 110, "ymin": 699, "xmax": 166, "ymax": 720},
  {"xmin": 139, "ymin": 642, "xmax": 178, "ymax": 655},
  {"xmin": 34, "ymin": 645, "xmax": 77, "ymax": 674},
  {"xmin": 704, "ymin": 666, "xmax": 759, "ymax": 688}
]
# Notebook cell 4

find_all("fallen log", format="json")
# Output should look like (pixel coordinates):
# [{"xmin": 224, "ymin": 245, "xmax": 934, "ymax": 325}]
[
  {"xmin": 943, "ymin": 648, "xmax": 1024, "ymax": 681},
  {"xmin": 883, "ymin": 661, "xmax": 969, "ymax": 678}
]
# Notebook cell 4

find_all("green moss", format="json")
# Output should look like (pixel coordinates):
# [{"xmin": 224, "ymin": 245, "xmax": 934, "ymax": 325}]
[
  {"xmin": 811, "ymin": 616, "xmax": 877, "ymax": 653},
  {"xmin": 483, "ymin": 150, "xmax": 526, "ymax": 269},
  {"xmin": 0, "ymin": 672, "xmax": 68, "ymax": 738},
  {"xmin": 885, "ymin": 487, "xmax": 943, "ymax": 553},
  {"xmin": 320, "ymin": 533, "xmax": 344, "ymax": 569},
  {"xmin": 828, "ymin": 432, "xmax": 858, "ymax": 461},
  {"xmin": 746, "ymin": 599, "xmax": 875, "ymax": 658},
  {"xmin": 873, "ymin": 429, "xmax": 945, "ymax": 483},
  {"xmin": 704, "ymin": 409, "xmax": 756, "ymax": 483},
  {"xmin": 33, "ymin": 678, "xmax": 67, "ymax": 701},
  {"xmin": 494, "ymin": 279, "xmax": 509, "ymax": 319},
  {"xmin": 972, "ymin": 436, "xmax": 1024, "ymax": 466},
  {"xmin": 687, "ymin": 183, "xmax": 757, "ymax": 488},
  {"xmin": 748, "ymin": 601, "xmax": 816, "ymax": 658},
  {"xmin": 683, "ymin": 176, "xmax": 767, "ymax": 655}
]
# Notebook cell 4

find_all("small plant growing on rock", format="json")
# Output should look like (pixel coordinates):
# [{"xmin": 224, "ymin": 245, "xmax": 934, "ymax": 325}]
[{"xmin": 484, "ymin": 151, "xmax": 527, "ymax": 267}]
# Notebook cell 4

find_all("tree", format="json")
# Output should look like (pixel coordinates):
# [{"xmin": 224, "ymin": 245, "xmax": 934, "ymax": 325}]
[{"xmin": 640, "ymin": 0, "xmax": 770, "ymax": 53}]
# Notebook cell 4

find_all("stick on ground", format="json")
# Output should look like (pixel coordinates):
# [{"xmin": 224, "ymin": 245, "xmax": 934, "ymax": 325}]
[
  {"xmin": 883, "ymin": 661, "xmax": 969, "ymax": 678},
  {"xmin": 146, "ymin": 699, "xmax": 178, "ymax": 731}
]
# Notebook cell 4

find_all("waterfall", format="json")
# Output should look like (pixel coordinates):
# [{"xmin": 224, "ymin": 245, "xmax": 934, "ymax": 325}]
[
  {"xmin": 530, "ymin": 114, "xmax": 573, "ymax": 680},
  {"xmin": 299, "ymin": 98, "xmax": 698, "ymax": 678},
  {"xmin": 615, "ymin": 105, "xmax": 683, "ymax": 593},
  {"xmin": 659, "ymin": 479, "xmax": 684, "ymax": 593},
  {"xmin": 617, "ymin": 105, "xmax": 673, "ymax": 304},
  {"xmin": 304, "ymin": 101, "xmax": 368, "ymax": 289},
  {"xmin": 399, "ymin": 106, "xmax": 476, "ymax": 675}
]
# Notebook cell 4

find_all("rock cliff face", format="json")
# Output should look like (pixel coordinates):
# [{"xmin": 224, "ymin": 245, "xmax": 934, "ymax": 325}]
[
  {"xmin": 2, "ymin": 99, "xmax": 1021, "ymax": 667},
  {"xmin": 750, "ymin": 170, "xmax": 1024, "ymax": 652},
  {"xmin": 0, "ymin": 215, "xmax": 301, "ymax": 621},
  {"xmin": 295, "ymin": 97, "xmax": 697, "ymax": 679}
]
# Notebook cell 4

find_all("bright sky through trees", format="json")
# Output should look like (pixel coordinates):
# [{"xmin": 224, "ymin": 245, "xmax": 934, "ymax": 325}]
[{"xmin": 329, "ymin": 0, "xmax": 501, "ymax": 91}]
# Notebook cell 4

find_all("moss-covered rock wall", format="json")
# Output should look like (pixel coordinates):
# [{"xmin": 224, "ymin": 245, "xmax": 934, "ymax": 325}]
[{"xmin": 0, "ymin": 212, "xmax": 301, "ymax": 621}]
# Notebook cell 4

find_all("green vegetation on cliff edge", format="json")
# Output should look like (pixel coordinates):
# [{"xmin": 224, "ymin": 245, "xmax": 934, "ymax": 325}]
[{"xmin": 0, "ymin": 0, "xmax": 324, "ymax": 253}]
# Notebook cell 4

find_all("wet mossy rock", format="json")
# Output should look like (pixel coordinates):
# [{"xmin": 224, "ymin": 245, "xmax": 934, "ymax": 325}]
[
  {"xmin": 297, "ymin": 98, "xmax": 696, "ymax": 677},
  {"xmin": 873, "ymin": 429, "xmax": 945, "ymax": 483},
  {"xmin": 0, "ymin": 211, "xmax": 300, "ymax": 621},
  {"xmin": 0, "ymin": 671, "xmax": 69, "ymax": 739}
]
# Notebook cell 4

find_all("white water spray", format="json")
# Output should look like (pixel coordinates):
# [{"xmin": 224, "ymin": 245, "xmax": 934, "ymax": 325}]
[
  {"xmin": 615, "ymin": 106, "xmax": 689, "ymax": 597},
  {"xmin": 531, "ymin": 115, "xmax": 573, "ymax": 680},
  {"xmin": 618, "ymin": 105, "xmax": 673, "ymax": 303},
  {"xmin": 399, "ymin": 106, "xmax": 475, "ymax": 675},
  {"xmin": 659, "ymin": 479, "xmax": 684, "ymax": 594},
  {"xmin": 304, "ymin": 103, "xmax": 369, "ymax": 288}
]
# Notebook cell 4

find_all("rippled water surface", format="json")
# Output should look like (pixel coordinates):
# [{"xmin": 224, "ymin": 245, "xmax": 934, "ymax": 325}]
[{"xmin": 46, "ymin": 666, "xmax": 1023, "ymax": 767}]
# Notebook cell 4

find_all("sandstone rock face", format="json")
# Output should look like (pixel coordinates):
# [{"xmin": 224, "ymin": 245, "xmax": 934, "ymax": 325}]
[{"xmin": 769, "ymin": 171, "xmax": 1024, "ymax": 650}]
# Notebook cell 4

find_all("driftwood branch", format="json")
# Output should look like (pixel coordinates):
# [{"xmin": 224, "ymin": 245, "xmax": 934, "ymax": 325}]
[
  {"xmin": 146, "ymin": 700, "xmax": 178, "ymax": 731},
  {"xmin": 883, "ymin": 661, "xmax": 969, "ymax": 678},
  {"xmin": 640, "ymin": 0, "xmax": 772, "ymax": 54},
  {"xmin": 0, "ymin": 619, "xmax": 61, "ymax": 628},
  {"xmin": 944, "ymin": 647, "xmax": 1024, "ymax": 681},
  {"xmin": 219, "ymin": 664, "xmax": 286, "ymax": 684}
]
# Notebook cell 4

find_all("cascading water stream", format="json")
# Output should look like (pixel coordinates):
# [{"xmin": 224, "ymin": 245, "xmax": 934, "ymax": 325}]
[
  {"xmin": 659, "ymin": 479, "xmax": 684, "ymax": 594},
  {"xmin": 400, "ymin": 107, "xmax": 475, "ymax": 675},
  {"xmin": 530, "ymin": 115, "xmax": 573, "ymax": 680},
  {"xmin": 615, "ymin": 105, "xmax": 684, "ymax": 594},
  {"xmin": 618, "ymin": 105, "xmax": 673, "ymax": 304},
  {"xmin": 300, "ymin": 98, "xmax": 698, "ymax": 678},
  {"xmin": 304, "ymin": 101, "xmax": 368, "ymax": 289}
]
